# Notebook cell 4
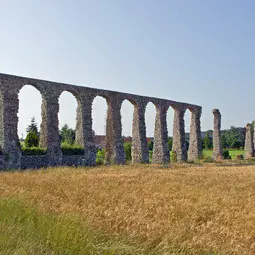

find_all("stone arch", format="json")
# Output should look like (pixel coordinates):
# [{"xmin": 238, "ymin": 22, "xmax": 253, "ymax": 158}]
[
  {"xmin": 0, "ymin": 73, "xmax": 203, "ymax": 169},
  {"xmin": 18, "ymin": 82, "xmax": 45, "ymax": 96}
]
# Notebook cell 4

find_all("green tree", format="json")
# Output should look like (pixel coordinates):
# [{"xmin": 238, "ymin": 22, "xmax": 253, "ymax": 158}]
[
  {"xmin": 221, "ymin": 131, "xmax": 228, "ymax": 149},
  {"xmin": 225, "ymin": 126, "xmax": 244, "ymax": 149},
  {"xmin": 124, "ymin": 142, "xmax": 132, "ymax": 162},
  {"xmin": 168, "ymin": 137, "xmax": 173, "ymax": 151},
  {"xmin": 25, "ymin": 131, "xmax": 39, "ymax": 147},
  {"xmin": 148, "ymin": 140, "xmax": 154, "ymax": 151},
  {"xmin": 203, "ymin": 131, "xmax": 212, "ymax": 149},
  {"xmin": 26, "ymin": 117, "xmax": 39, "ymax": 135},
  {"xmin": 60, "ymin": 124, "xmax": 75, "ymax": 145}
]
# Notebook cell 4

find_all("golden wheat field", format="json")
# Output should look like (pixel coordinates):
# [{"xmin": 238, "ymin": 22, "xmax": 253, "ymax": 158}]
[{"xmin": 0, "ymin": 163, "xmax": 255, "ymax": 254}]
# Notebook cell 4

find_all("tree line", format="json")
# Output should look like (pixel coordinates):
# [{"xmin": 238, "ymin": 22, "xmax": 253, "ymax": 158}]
[
  {"xmin": 202, "ymin": 126, "xmax": 246, "ymax": 150},
  {"xmin": 23, "ymin": 117, "xmax": 247, "ymax": 154},
  {"xmin": 24, "ymin": 117, "xmax": 77, "ymax": 147}
]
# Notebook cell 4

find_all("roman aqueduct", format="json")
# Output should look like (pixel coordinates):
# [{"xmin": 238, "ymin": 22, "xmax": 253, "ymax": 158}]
[{"xmin": 0, "ymin": 73, "xmax": 202, "ymax": 169}]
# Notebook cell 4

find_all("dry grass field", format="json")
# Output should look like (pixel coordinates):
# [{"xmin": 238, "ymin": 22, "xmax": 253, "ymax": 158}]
[{"xmin": 0, "ymin": 163, "xmax": 255, "ymax": 254}]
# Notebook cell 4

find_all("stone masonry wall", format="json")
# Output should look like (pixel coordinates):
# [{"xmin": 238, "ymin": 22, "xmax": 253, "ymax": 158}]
[
  {"xmin": 0, "ymin": 73, "xmax": 202, "ymax": 169},
  {"xmin": 172, "ymin": 106, "xmax": 187, "ymax": 162},
  {"xmin": 244, "ymin": 123, "xmax": 254, "ymax": 159},
  {"xmin": 188, "ymin": 108, "xmax": 202, "ymax": 161},
  {"xmin": 212, "ymin": 109, "xmax": 222, "ymax": 160}
]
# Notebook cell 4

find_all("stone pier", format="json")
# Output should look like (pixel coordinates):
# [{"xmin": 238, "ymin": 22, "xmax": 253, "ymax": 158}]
[
  {"xmin": 131, "ymin": 101, "xmax": 149, "ymax": 163},
  {"xmin": 105, "ymin": 97, "xmax": 125, "ymax": 164},
  {"xmin": 244, "ymin": 123, "xmax": 254, "ymax": 159},
  {"xmin": 172, "ymin": 107, "xmax": 187, "ymax": 162},
  {"xmin": 152, "ymin": 104, "xmax": 169, "ymax": 164},
  {"xmin": 75, "ymin": 95, "xmax": 96, "ymax": 165},
  {"xmin": 40, "ymin": 91, "xmax": 63, "ymax": 165},
  {"xmin": 212, "ymin": 109, "xmax": 222, "ymax": 160},
  {"xmin": 188, "ymin": 108, "xmax": 202, "ymax": 161}
]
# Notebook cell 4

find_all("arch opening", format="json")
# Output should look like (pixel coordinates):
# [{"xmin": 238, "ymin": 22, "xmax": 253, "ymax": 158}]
[
  {"xmin": 167, "ymin": 105, "xmax": 175, "ymax": 155},
  {"xmin": 145, "ymin": 102, "xmax": 156, "ymax": 162},
  {"xmin": 184, "ymin": 109, "xmax": 191, "ymax": 152},
  {"xmin": 18, "ymin": 85, "xmax": 43, "ymax": 150},
  {"xmin": 92, "ymin": 96, "xmax": 108, "ymax": 164},
  {"xmin": 58, "ymin": 91, "xmax": 78, "ymax": 147},
  {"xmin": 121, "ymin": 99, "xmax": 135, "ymax": 162}
]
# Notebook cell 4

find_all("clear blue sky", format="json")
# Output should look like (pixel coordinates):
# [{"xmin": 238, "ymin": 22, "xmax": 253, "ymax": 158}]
[{"xmin": 1, "ymin": 0, "xmax": 255, "ymax": 138}]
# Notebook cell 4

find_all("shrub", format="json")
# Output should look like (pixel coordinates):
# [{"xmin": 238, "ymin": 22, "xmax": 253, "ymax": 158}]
[
  {"xmin": 25, "ymin": 131, "xmax": 39, "ymax": 148},
  {"xmin": 236, "ymin": 154, "xmax": 244, "ymax": 160},
  {"xmin": 22, "ymin": 147, "xmax": 47, "ymax": 156},
  {"xmin": 149, "ymin": 151, "xmax": 153, "ymax": 162},
  {"xmin": 124, "ymin": 142, "xmax": 132, "ymax": 162},
  {"xmin": 223, "ymin": 149, "xmax": 231, "ymax": 159},
  {"xmin": 171, "ymin": 151, "xmax": 177, "ymax": 163},
  {"xmin": 148, "ymin": 141, "xmax": 154, "ymax": 151},
  {"xmin": 96, "ymin": 149, "xmax": 105, "ymax": 165},
  {"xmin": 61, "ymin": 143, "xmax": 84, "ymax": 155}
]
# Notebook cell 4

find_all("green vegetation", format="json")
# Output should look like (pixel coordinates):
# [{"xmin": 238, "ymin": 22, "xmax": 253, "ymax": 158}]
[
  {"xmin": 171, "ymin": 150, "xmax": 177, "ymax": 162},
  {"xmin": 24, "ymin": 131, "xmax": 39, "ymax": 148},
  {"xmin": 24, "ymin": 117, "xmax": 40, "ymax": 148},
  {"xmin": 61, "ymin": 143, "xmax": 84, "ymax": 155},
  {"xmin": 0, "ymin": 198, "xmax": 140, "ymax": 255},
  {"xmin": 148, "ymin": 140, "xmax": 153, "ymax": 151},
  {"xmin": 96, "ymin": 148, "xmax": 105, "ymax": 165},
  {"xmin": 124, "ymin": 142, "xmax": 132, "ymax": 162},
  {"xmin": 26, "ymin": 117, "xmax": 39, "ymax": 135},
  {"xmin": 202, "ymin": 149, "xmax": 244, "ymax": 159},
  {"xmin": 221, "ymin": 126, "xmax": 245, "ymax": 149},
  {"xmin": 22, "ymin": 147, "xmax": 47, "ymax": 156},
  {"xmin": 60, "ymin": 124, "xmax": 75, "ymax": 145},
  {"xmin": 201, "ymin": 127, "xmax": 245, "ymax": 150},
  {"xmin": 203, "ymin": 131, "xmax": 213, "ymax": 149}
]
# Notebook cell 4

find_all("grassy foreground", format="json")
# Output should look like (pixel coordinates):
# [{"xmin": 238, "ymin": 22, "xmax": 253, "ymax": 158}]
[{"xmin": 0, "ymin": 164, "xmax": 255, "ymax": 254}]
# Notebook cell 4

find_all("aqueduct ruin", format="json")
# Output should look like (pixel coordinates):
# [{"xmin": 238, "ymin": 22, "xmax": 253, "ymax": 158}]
[{"xmin": 0, "ymin": 73, "xmax": 202, "ymax": 169}]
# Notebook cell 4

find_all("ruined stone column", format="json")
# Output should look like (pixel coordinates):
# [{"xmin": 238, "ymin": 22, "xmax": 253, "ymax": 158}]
[
  {"xmin": 188, "ymin": 108, "xmax": 202, "ymax": 161},
  {"xmin": 244, "ymin": 123, "xmax": 254, "ymax": 159},
  {"xmin": 253, "ymin": 121, "xmax": 255, "ymax": 156},
  {"xmin": 172, "ymin": 107, "xmax": 187, "ymax": 162},
  {"xmin": 75, "ymin": 96, "xmax": 96, "ymax": 165},
  {"xmin": 0, "ymin": 88, "xmax": 21, "ymax": 169},
  {"xmin": 132, "ymin": 101, "xmax": 149, "ymax": 163},
  {"xmin": 212, "ymin": 109, "xmax": 222, "ymax": 160},
  {"xmin": 40, "ymin": 92, "xmax": 62, "ymax": 165},
  {"xmin": 75, "ymin": 100, "xmax": 84, "ymax": 147},
  {"xmin": 105, "ymin": 97, "xmax": 125, "ymax": 164},
  {"xmin": 152, "ymin": 105, "xmax": 169, "ymax": 164}
]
